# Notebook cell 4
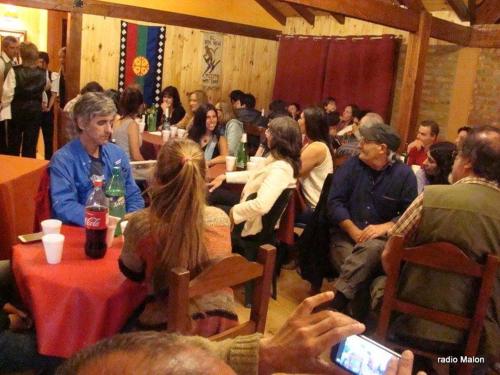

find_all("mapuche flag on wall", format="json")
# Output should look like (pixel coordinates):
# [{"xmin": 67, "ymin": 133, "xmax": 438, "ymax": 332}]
[{"xmin": 118, "ymin": 21, "xmax": 166, "ymax": 106}]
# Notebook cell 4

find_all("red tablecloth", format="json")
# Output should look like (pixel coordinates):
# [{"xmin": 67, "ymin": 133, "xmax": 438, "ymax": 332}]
[
  {"xmin": 0, "ymin": 155, "xmax": 48, "ymax": 259},
  {"xmin": 140, "ymin": 131, "xmax": 163, "ymax": 160},
  {"xmin": 12, "ymin": 225, "xmax": 148, "ymax": 358}
]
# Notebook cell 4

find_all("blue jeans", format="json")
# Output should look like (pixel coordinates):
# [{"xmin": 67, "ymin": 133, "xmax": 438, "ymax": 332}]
[
  {"xmin": 0, "ymin": 330, "xmax": 61, "ymax": 372},
  {"xmin": 0, "ymin": 260, "xmax": 62, "ymax": 372}
]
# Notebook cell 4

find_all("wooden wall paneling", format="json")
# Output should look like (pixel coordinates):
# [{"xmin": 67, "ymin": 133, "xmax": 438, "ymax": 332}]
[
  {"xmin": 397, "ymin": 12, "xmax": 432, "ymax": 145},
  {"xmin": 80, "ymin": 15, "xmax": 120, "ymax": 89},
  {"xmin": 79, "ymin": 14, "xmax": 279, "ymax": 111}
]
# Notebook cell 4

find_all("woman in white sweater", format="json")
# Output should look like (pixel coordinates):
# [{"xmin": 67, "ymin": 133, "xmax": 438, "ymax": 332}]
[{"xmin": 208, "ymin": 116, "xmax": 301, "ymax": 237}]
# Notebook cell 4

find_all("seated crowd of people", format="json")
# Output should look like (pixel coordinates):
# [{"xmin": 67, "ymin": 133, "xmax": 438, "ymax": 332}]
[{"xmin": 1, "ymin": 39, "xmax": 499, "ymax": 375}]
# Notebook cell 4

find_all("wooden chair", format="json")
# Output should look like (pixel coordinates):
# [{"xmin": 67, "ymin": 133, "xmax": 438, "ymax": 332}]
[
  {"xmin": 243, "ymin": 122, "xmax": 266, "ymax": 156},
  {"xmin": 233, "ymin": 188, "xmax": 294, "ymax": 304},
  {"xmin": 376, "ymin": 236, "xmax": 499, "ymax": 375},
  {"xmin": 167, "ymin": 244, "xmax": 276, "ymax": 340}
]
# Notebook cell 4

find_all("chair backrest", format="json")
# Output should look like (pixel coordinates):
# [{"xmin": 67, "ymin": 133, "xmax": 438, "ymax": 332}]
[
  {"xmin": 243, "ymin": 122, "xmax": 265, "ymax": 138},
  {"xmin": 243, "ymin": 123, "xmax": 265, "ymax": 155},
  {"xmin": 376, "ymin": 236, "xmax": 499, "ymax": 367},
  {"xmin": 257, "ymin": 188, "xmax": 294, "ymax": 243},
  {"xmin": 167, "ymin": 244, "xmax": 276, "ymax": 340},
  {"xmin": 33, "ymin": 167, "xmax": 52, "ymax": 232}
]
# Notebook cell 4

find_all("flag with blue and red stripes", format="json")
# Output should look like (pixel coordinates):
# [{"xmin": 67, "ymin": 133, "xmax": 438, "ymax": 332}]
[{"xmin": 118, "ymin": 21, "xmax": 166, "ymax": 106}]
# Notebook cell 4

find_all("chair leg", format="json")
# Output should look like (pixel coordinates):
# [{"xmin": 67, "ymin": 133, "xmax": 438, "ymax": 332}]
[
  {"xmin": 272, "ymin": 272, "xmax": 277, "ymax": 300},
  {"xmin": 244, "ymin": 281, "xmax": 253, "ymax": 308}
]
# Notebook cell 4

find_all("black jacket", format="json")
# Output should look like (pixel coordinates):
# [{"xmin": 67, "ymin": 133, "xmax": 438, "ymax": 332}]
[{"xmin": 297, "ymin": 173, "xmax": 334, "ymax": 289}]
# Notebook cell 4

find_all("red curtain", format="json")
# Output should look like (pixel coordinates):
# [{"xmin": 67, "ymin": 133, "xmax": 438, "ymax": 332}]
[
  {"xmin": 272, "ymin": 35, "xmax": 399, "ymax": 121},
  {"xmin": 322, "ymin": 35, "xmax": 399, "ymax": 121},
  {"xmin": 272, "ymin": 36, "xmax": 330, "ymax": 107}
]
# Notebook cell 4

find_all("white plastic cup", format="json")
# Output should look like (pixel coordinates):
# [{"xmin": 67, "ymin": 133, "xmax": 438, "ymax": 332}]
[
  {"xmin": 177, "ymin": 128, "xmax": 186, "ymax": 138},
  {"xmin": 42, "ymin": 234, "xmax": 64, "ymax": 264},
  {"xmin": 170, "ymin": 126, "xmax": 178, "ymax": 138},
  {"xmin": 226, "ymin": 156, "xmax": 236, "ymax": 172},
  {"xmin": 41, "ymin": 219, "xmax": 62, "ymax": 235},
  {"xmin": 246, "ymin": 161, "xmax": 257, "ymax": 171},
  {"xmin": 120, "ymin": 220, "xmax": 128, "ymax": 236},
  {"xmin": 162, "ymin": 130, "xmax": 171, "ymax": 143},
  {"xmin": 106, "ymin": 216, "xmax": 121, "ymax": 248}
]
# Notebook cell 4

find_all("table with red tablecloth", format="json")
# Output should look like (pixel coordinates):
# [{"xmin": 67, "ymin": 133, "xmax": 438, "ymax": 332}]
[
  {"xmin": 12, "ymin": 225, "xmax": 148, "ymax": 358},
  {"xmin": 140, "ymin": 131, "xmax": 163, "ymax": 160},
  {"xmin": 0, "ymin": 155, "xmax": 48, "ymax": 259}
]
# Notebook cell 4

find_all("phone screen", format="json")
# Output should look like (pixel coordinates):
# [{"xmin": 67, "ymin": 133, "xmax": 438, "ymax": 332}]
[{"xmin": 331, "ymin": 335, "xmax": 400, "ymax": 375}]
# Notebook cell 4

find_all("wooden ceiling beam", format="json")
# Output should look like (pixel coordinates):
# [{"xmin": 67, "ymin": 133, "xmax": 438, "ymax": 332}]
[
  {"xmin": 281, "ymin": 0, "xmax": 420, "ymax": 31},
  {"xmin": 469, "ymin": 25, "xmax": 500, "ymax": 47},
  {"xmin": 475, "ymin": 0, "xmax": 500, "ymax": 24},
  {"xmin": 0, "ymin": 0, "xmax": 281, "ymax": 41},
  {"xmin": 254, "ymin": 0, "xmax": 287, "ymax": 26},
  {"xmin": 431, "ymin": 16, "xmax": 471, "ymax": 44},
  {"xmin": 468, "ymin": 0, "xmax": 476, "ymax": 24},
  {"xmin": 329, "ymin": 12, "xmax": 346, "ymax": 24},
  {"xmin": 445, "ymin": 0, "xmax": 470, "ymax": 22},
  {"xmin": 281, "ymin": 0, "xmax": 473, "ymax": 45},
  {"xmin": 287, "ymin": 2, "xmax": 316, "ymax": 25}
]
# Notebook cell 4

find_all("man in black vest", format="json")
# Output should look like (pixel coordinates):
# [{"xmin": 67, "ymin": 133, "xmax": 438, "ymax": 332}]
[{"xmin": 37, "ymin": 52, "xmax": 58, "ymax": 160}]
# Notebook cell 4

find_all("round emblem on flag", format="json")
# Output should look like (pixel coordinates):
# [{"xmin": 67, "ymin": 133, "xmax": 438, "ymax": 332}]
[{"xmin": 132, "ymin": 56, "xmax": 149, "ymax": 77}]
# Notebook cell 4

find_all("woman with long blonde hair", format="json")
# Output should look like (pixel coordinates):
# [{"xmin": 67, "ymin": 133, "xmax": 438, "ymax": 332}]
[
  {"xmin": 215, "ymin": 101, "xmax": 243, "ymax": 157},
  {"xmin": 176, "ymin": 89, "xmax": 208, "ymax": 130},
  {"xmin": 119, "ymin": 139, "xmax": 236, "ymax": 334}
]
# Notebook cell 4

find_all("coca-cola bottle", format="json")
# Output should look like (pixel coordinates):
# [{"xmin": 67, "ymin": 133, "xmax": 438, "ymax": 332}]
[{"xmin": 84, "ymin": 176, "xmax": 109, "ymax": 259}]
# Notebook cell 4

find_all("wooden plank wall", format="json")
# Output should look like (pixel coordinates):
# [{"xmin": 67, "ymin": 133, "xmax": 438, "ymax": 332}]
[{"xmin": 80, "ymin": 14, "xmax": 279, "ymax": 110}]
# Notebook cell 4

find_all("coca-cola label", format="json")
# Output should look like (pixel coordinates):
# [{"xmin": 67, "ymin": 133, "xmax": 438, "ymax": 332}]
[{"xmin": 85, "ymin": 209, "xmax": 108, "ymax": 230}]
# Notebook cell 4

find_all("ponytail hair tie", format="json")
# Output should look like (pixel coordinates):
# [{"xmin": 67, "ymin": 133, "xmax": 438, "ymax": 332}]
[{"xmin": 182, "ymin": 156, "xmax": 192, "ymax": 165}]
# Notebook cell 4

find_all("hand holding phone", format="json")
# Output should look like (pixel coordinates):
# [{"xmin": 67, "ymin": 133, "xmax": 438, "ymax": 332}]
[{"xmin": 332, "ymin": 335, "xmax": 401, "ymax": 375}]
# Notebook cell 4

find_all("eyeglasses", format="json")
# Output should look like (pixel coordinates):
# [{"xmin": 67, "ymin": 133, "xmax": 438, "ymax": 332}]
[{"xmin": 359, "ymin": 136, "xmax": 378, "ymax": 145}]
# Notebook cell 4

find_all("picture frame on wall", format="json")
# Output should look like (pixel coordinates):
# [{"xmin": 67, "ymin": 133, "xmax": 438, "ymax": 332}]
[{"xmin": 0, "ymin": 29, "xmax": 27, "ymax": 44}]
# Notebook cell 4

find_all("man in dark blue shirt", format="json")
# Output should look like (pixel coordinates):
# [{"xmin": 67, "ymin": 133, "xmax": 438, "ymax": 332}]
[{"xmin": 327, "ymin": 123, "xmax": 417, "ymax": 315}]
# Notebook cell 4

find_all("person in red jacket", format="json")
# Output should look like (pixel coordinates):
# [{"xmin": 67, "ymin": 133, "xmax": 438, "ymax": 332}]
[{"xmin": 406, "ymin": 120, "xmax": 439, "ymax": 167}]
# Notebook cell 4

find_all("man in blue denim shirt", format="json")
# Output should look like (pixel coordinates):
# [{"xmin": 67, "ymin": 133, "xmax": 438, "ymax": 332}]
[
  {"xmin": 327, "ymin": 123, "xmax": 417, "ymax": 315},
  {"xmin": 50, "ymin": 92, "xmax": 144, "ymax": 226}
]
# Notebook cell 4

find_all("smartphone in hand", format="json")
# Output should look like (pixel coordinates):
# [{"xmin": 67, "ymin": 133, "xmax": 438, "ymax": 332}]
[{"xmin": 331, "ymin": 335, "xmax": 400, "ymax": 375}]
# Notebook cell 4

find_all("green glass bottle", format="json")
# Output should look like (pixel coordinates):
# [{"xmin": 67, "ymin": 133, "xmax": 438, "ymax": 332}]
[
  {"xmin": 236, "ymin": 133, "xmax": 248, "ymax": 170},
  {"xmin": 105, "ymin": 166, "xmax": 126, "ymax": 236},
  {"xmin": 147, "ymin": 106, "xmax": 157, "ymax": 132}
]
